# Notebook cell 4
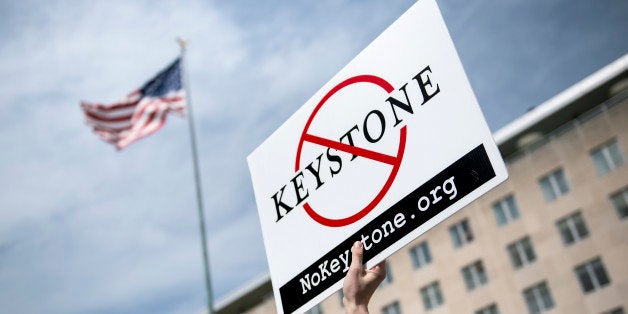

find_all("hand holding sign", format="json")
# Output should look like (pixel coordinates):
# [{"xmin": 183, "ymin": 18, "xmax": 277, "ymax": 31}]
[{"xmin": 342, "ymin": 241, "xmax": 387, "ymax": 314}]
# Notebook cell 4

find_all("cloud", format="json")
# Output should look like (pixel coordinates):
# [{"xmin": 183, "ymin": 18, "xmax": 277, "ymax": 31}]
[
  {"xmin": 0, "ymin": 0, "xmax": 257, "ymax": 312},
  {"xmin": 0, "ymin": 0, "xmax": 412, "ymax": 312},
  {"xmin": 1, "ymin": 0, "xmax": 627, "ymax": 313}
]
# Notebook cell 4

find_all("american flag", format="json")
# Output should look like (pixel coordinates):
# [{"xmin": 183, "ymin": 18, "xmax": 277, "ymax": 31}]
[{"xmin": 81, "ymin": 57, "xmax": 186, "ymax": 150}]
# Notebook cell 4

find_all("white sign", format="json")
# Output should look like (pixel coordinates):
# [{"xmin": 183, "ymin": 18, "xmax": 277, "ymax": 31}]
[{"xmin": 247, "ymin": 0, "xmax": 507, "ymax": 312}]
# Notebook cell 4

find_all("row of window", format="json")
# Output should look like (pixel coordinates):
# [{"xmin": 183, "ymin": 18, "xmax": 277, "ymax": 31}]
[
  {"xmin": 494, "ymin": 190, "xmax": 627, "ymax": 247},
  {"xmin": 538, "ymin": 138, "xmax": 625, "ymax": 203},
  {"xmin": 377, "ymin": 268, "xmax": 617, "ymax": 314},
  {"xmin": 492, "ymin": 182, "xmax": 626, "ymax": 234},
  {"xmin": 495, "ymin": 141, "xmax": 627, "ymax": 228},
  {"xmin": 481, "ymin": 302, "xmax": 628, "ymax": 314},
  {"xmin": 332, "ymin": 275, "xmax": 546, "ymax": 313},
  {"xmin": 387, "ymin": 211, "xmax": 609, "ymax": 299},
  {"xmin": 377, "ymin": 246, "xmax": 613, "ymax": 313},
  {"xmin": 497, "ymin": 139, "xmax": 625, "ymax": 223},
  {"xmin": 435, "ymin": 251, "xmax": 608, "ymax": 294},
  {"xmin": 496, "ymin": 173, "xmax": 627, "ymax": 228},
  {"xmin": 408, "ymin": 212, "xmax": 606, "ymax": 278},
  {"xmin": 388, "ymin": 211, "xmax": 613, "ymax": 312},
  {"xmin": 442, "ymin": 207, "xmax": 592, "ymax": 264}
]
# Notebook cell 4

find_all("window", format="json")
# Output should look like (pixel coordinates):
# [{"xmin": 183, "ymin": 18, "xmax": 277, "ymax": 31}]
[
  {"xmin": 556, "ymin": 211, "xmax": 589, "ymax": 245},
  {"xmin": 539, "ymin": 168, "xmax": 570, "ymax": 201},
  {"xmin": 493, "ymin": 194, "xmax": 520, "ymax": 226},
  {"xmin": 601, "ymin": 307, "xmax": 624, "ymax": 314},
  {"xmin": 381, "ymin": 301, "xmax": 401, "ymax": 314},
  {"xmin": 610, "ymin": 187, "xmax": 628, "ymax": 219},
  {"xmin": 462, "ymin": 260, "xmax": 488, "ymax": 290},
  {"xmin": 475, "ymin": 303, "xmax": 499, "ymax": 314},
  {"xmin": 449, "ymin": 219, "xmax": 474, "ymax": 248},
  {"xmin": 420, "ymin": 281, "xmax": 444, "ymax": 310},
  {"xmin": 575, "ymin": 257, "xmax": 611, "ymax": 293},
  {"xmin": 507, "ymin": 236, "xmax": 536, "ymax": 269},
  {"xmin": 591, "ymin": 140, "xmax": 624, "ymax": 175},
  {"xmin": 410, "ymin": 241, "xmax": 432, "ymax": 269},
  {"xmin": 305, "ymin": 303, "xmax": 323, "ymax": 314},
  {"xmin": 523, "ymin": 282, "xmax": 554, "ymax": 314},
  {"xmin": 379, "ymin": 263, "xmax": 393, "ymax": 288}
]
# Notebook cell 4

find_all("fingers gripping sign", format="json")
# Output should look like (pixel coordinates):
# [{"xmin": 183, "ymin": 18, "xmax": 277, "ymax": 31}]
[{"xmin": 343, "ymin": 241, "xmax": 387, "ymax": 314}]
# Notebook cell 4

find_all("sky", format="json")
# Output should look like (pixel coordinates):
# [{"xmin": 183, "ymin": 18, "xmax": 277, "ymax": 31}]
[{"xmin": 0, "ymin": 0, "xmax": 626, "ymax": 313}]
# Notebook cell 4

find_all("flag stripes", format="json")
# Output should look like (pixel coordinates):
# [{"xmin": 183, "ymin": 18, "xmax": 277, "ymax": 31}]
[{"xmin": 80, "ymin": 58, "xmax": 186, "ymax": 150}]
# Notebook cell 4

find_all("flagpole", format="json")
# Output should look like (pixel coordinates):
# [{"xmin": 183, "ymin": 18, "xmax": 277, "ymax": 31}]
[{"xmin": 177, "ymin": 38, "xmax": 214, "ymax": 314}]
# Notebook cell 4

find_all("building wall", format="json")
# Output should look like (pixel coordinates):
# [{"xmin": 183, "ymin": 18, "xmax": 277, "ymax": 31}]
[
  {"xmin": 312, "ymin": 96, "xmax": 627, "ymax": 314},
  {"xmin": 229, "ymin": 93, "xmax": 628, "ymax": 314}
]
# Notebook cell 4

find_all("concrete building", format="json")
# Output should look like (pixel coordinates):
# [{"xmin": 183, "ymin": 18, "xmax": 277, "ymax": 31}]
[{"xmin": 216, "ymin": 55, "xmax": 628, "ymax": 314}]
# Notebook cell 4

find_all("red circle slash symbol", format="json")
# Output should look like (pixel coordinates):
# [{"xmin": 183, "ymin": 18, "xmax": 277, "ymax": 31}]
[{"xmin": 295, "ymin": 75, "xmax": 407, "ymax": 227}]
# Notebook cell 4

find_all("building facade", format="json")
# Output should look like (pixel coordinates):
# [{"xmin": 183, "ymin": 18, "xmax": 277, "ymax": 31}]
[{"xmin": 216, "ymin": 56, "xmax": 628, "ymax": 314}]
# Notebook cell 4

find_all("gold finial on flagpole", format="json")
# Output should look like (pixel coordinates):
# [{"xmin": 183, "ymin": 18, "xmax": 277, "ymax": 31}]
[{"xmin": 176, "ymin": 37, "xmax": 188, "ymax": 51}]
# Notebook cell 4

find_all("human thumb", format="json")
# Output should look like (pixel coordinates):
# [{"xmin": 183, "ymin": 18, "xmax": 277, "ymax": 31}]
[{"xmin": 349, "ymin": 241, "xmax": 364, "ymax": 272}]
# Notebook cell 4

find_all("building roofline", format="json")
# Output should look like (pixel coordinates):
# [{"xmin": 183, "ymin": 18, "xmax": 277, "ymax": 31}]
[
  {"xmin": 214, "ymin": 272, "xmax": 271, "ymax": 313},
  {"xmin": 494, "ymin": 54, "xmax": 628, "ymax": 146}
]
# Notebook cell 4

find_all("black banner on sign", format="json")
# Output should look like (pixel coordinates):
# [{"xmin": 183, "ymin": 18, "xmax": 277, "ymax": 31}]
[{"xmin": 279, "ymin": 144, "xmax": 496, "ymax": 313}]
